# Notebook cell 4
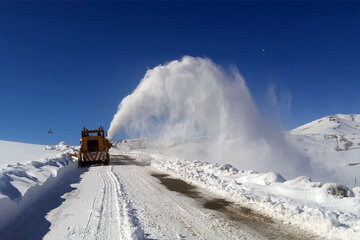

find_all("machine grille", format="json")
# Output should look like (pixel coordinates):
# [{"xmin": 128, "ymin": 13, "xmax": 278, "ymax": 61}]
[{"xmin": 87, "ymin": 140, "xmax": 99, "ymax": 152}]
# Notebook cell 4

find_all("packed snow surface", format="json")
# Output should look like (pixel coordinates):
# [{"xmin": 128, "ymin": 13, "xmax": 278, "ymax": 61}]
[
  {"xmin": 114, "ymin": 139, "xmax": 360, "ymax": 240},
  {"xmin": 44, "ymin": 157, "xmax": 299, "ymax": 240}
]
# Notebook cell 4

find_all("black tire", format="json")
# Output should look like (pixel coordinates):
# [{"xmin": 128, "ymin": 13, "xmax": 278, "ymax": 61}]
[
  {"xmin": 104, "ymin": 153, "xmax": 110, "ymax": 165},
  {"xmin": 78, "ymin": 160, "xmax": 84, "ymax": 167},
  {"xmin": 78, "ymin": 155, "xmax": 86, "ymax": 167}
]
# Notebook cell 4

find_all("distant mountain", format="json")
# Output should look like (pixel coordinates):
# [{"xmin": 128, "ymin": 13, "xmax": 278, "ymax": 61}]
[
  {"xmin": 287, "ymin": 114, "xmax": 360, "ymax": 185},
  {"xmin": 291, "ymin": 114, "xmax": 360, "ymax": 136},
  {"xmin": 289, "ymin": 114, "xmax": 360, "ymax": 152}
]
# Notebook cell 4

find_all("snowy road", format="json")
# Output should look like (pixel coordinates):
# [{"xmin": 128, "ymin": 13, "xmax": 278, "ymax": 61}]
[{"xmin": 37, "ymin": 156, "xmax": 316, "ymax": 240}]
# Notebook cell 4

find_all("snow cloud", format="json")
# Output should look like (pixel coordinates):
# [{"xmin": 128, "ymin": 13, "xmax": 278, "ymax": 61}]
[{"xmin": 108, "ymin": 56, "xmax": 313, "ymax": 178}]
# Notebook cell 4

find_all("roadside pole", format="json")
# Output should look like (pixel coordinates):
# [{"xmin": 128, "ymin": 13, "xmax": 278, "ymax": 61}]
[{"xmin": 348, "ymin": 162, "xmax": 360, "ymax": 187}]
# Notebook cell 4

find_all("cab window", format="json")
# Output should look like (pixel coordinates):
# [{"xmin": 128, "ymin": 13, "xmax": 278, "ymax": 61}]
[{"xmin": 88, "ymin": 132, "xmax": 103, "ymax": 136}]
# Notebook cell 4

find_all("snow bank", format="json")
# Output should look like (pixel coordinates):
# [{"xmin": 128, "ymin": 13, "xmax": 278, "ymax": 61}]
[
  {"xmin": 116, "ymin": 147, "xmax": 360, "ymax": 240},
  {"xmin": 0, "ymin": 140, "xmax": 60, "ymax": 167},
  {"xmin": 0, "ymin": 143, "xmax": 78, "ymax": 233}
]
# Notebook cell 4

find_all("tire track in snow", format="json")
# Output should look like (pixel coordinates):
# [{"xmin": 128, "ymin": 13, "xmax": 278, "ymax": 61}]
[
  {"xmin": 43, "ymin": 156, "xmax": 310, "ymax": 240},
  {"xmin": 111, "ymin": 159, "xmax": 253, "ymax": 240},
  {"xmin": 43, "ymin": 163, "xmax": 145, "ymax": 240},
  {"xmin": 95, "ymin": 165, "xmax": 109, "ymax": 238},
  {"xmin": 107, "ymin": 166, "xmax": 130, "ymax": 239},
  {"xmin": 83, "ymin": 166, "xmax": 103, "ymax": 237},
  {"xmin": 129, "ymin": 167, "xmax": 206, "ymax": 239},
  {"xmin": 88, "ymin": 165, "xmax": 129, "ymax": 240},
  {"xmin": 110, "ymin": 165, "xmax": 147, "ymax": 239}
]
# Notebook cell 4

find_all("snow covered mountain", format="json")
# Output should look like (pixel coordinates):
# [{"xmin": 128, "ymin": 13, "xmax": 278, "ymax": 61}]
[
  {"xmin": 291, "ymin": 114, "xmax": 360, "ymax": 136},
  {"xmin": 287, "ymin": 114, "xmax": 360, "ymax": 186},
  {"xmin": 288, "ymin": 114, "xmax": 360, "ymax": 153}
]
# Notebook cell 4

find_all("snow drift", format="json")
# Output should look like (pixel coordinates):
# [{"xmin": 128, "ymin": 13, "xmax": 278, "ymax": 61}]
[
  {"xmin": 0, "ymin": 142, "xmax": 78, "ymax": 234},
  {"xmin": 108, "ymin": 56, "xmax": 312, "ymax": 179}
]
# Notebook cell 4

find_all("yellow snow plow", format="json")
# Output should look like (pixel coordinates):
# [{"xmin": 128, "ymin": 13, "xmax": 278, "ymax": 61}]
[{"xmin": 79, "ymin": 126, "xmax": 112, "ymax": 167}]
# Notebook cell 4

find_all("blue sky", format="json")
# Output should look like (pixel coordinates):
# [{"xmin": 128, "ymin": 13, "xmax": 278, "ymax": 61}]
[{"xmin": 0, "ymin": 1, "xmax": 359, "ymax": 145}]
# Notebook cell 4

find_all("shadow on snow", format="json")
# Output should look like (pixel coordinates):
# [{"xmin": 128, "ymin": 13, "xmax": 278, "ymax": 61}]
[{"xmin": 0, "ymin": 166, "xmax": 89, "ymax": 240}]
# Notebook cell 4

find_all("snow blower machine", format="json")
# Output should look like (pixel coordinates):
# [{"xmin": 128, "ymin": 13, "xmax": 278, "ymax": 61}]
[{"xmin": 79, "ymin": 126, "xmax": 112, "ymax": 167}]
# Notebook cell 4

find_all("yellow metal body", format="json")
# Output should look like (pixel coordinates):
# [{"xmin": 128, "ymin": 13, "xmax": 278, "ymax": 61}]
[{"xmin": 79, "ymin": 127, "xmax": 112, "ymax": 166}]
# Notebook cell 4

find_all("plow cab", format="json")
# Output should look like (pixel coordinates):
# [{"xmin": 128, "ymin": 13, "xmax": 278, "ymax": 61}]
[{"xmin": 79, "ymin": 126, "xmax": 112, "ymax": 167}]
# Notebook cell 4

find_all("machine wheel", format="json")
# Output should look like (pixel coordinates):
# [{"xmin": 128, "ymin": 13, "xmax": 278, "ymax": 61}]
[
  {"xmin": 104, "ymin": 153, "xmax": 110, "ymax": 165},
  {"xmin": 78, "ymin": 160, "xmax": 85, "ymax": 167},
  {"xmin": 78, "ymin": 155, "xmax": 85, "ymax": 167}
]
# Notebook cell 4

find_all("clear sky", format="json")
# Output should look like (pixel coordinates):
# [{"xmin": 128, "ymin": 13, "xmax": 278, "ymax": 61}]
[{"xmin": 0, "ymin": 1, "xmax": 359, "ymax": 145}]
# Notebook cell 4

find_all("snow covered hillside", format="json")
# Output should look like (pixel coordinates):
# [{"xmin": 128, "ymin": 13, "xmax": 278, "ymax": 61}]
[
  {"xmin": 0, "ymin": 140, "xmax": 63, "ymax": 167},
  {"xmin": 287, "ymin": 114, "xmax": 360, "ymax": 186},
  {"xmin": 291, "ymin": 114, "xmax": 360, "ymax": 136}
]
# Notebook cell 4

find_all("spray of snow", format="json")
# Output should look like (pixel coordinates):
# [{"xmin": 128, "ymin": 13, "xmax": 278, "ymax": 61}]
[{"xmin": 108, "ymin": 56, "xmax": 313, "ymax": 178}]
